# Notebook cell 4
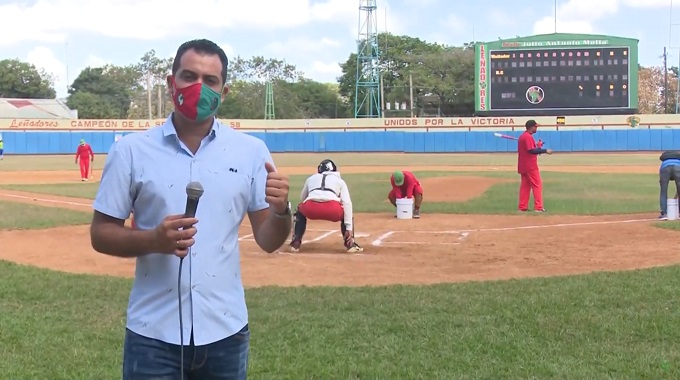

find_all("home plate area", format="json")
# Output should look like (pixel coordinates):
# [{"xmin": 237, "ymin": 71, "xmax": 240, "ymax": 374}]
[
  {"xmin": 238, "ymin": 224, "xmax": 469, "ymax": 255},
  {"xmin": 372, "ymin": 230, "xmax": 469, "ymax": 246}
]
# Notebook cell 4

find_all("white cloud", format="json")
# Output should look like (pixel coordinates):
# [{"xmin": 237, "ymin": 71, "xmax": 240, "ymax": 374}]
[
  {"xmin": 377, "ymin": 1, "xmax": 407, "ymax": 35},
  {"xmin": 301, "ymin": 61, "xmax": 342, "ymax": 83},
  {"xmin": 310, "ymin": 61, "xmax": 342, "ymax": 76},
  {"xmin": 265, "ymin": 36, "xmax": 342, "ymax": 56},
  {"xmin": 533, "ymin": 0, "xmax": 619, "ymax": 35},
  {"xmin": 430, "ymin": 14, "xmax": 469, "ymax": 45},
  {"xmin": 83, "ymin": 55, "xmax": 107, "ymax": 68},
  {"xmin": 26, "ymin": 47, "xmax": 67, "ymax": 98},
  {"xmin": 25, "ymin": 47, "xmax": 111, "ymax": 98},
  {"xmin": 0, "ymin": 0, "xmax": 353, "ymax": 47},
  {"xmin": 623, "ymin": 0, "xmax": 672, "ymax": 7},
  {"xmin": 533, "ymin": 19, "xmax": 596, "ymax": 35},
  {"xmin": 309, "ymin": 0, "xmax": 356, "ymax": 21},
  {"xmin": 218, "ymin": 43, "xmax": 234, "ymax": 58},
  {"xmin": 487, "ymin": 9, "xmax": 522, "ymax": 29},
  {"xmin": 344, "ymin": 0, "xmax": 406, "ymax": 38},
  {"xmin": 533, "ymin": 0, "xmax": 670, "ymax": 35}
]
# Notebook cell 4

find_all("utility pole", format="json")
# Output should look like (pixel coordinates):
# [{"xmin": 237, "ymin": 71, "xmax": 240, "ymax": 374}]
[
  {"xmin": 664, "ymin": 47, "xmax": 669, "ymax": 113},
  {"xmin": 146, "ymin": 72, "xmax": 153, "ymax": 119},
  {"xmin": 409, "ymin": 73, "xmax": 414, "ymax": 117}
]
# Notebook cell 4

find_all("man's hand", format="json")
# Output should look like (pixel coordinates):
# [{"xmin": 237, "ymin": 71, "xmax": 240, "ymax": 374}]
[
  {"xmin": 264, "ymin": 162, "xmax": 290, "ymax": 214},
  {"xmin": 75, "ymin": 160, "xmax": 78, "ymax": 165},
  {"xmin": 343, "ymin": 230, "xmax": 354, "ymax": 248},
  {"xmin": 153, "ymin": 214, "xmax": 199, "ymax": 258}
]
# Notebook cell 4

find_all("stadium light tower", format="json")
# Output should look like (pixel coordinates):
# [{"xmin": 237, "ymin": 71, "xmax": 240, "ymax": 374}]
[{"xmin": 354, "ymin": 0, "xmax": 381, "ymax": 118}]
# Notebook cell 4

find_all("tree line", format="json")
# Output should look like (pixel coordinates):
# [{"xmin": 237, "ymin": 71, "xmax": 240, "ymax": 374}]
[{"xmin": 0, "ymin": 33, "xmax": 676, "ymax": 118}]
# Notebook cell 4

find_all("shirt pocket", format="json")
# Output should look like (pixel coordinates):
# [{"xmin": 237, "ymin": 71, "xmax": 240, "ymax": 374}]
[{"xmin": 204, "ymin": 166, "xmax": 252, "ymax": 216}]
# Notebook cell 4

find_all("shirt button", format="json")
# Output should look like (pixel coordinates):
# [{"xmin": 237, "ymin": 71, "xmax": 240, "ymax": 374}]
[
  {"xmin": 192, "ymin": 251, "xmax": 197, "ymax": 256},
  {"xmin": 192, "ymin": 285, "xmax": 197, "ymax": 289}
]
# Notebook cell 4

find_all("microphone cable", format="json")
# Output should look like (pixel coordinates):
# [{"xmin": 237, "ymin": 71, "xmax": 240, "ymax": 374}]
[{"xmin": 178, "ymin": 254, "xmax": 186, "ymax": 380}]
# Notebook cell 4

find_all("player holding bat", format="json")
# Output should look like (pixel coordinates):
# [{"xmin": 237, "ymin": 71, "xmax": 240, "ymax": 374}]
[{"xmin": 517, "ymin": 120, "xmax": 553, "ymax": 212}]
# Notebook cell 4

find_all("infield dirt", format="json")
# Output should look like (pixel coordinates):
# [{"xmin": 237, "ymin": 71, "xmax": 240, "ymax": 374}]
[{"xmin": 0, "ymin": 166, "xmax": 674, "ymax": 287}]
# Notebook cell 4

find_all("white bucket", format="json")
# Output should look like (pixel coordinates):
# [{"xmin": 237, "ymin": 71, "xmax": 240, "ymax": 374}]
[
  {"xmin": 668, "ymin": 199, "xmax": 679, "ymax": 220},
  {"xmin": 396, "ymin": 198, "xmax": 414, "ymax": 219}
]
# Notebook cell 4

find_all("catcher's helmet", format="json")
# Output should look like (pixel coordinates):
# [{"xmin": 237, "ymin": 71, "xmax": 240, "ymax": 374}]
[{"xmin": 317, "ymin": 159, "xmax": 337, "ymax": 173}]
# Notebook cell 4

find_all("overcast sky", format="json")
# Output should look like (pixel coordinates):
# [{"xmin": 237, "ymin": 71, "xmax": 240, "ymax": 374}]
[{"xmin": 0, "ymin": 0, "xmax": 674, "ymax": 98}]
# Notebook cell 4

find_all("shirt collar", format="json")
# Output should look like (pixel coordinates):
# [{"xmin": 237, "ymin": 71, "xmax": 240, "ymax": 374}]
[{"xmin": 161, "ymin": 113, "xmax": 221, "ymax": 139}]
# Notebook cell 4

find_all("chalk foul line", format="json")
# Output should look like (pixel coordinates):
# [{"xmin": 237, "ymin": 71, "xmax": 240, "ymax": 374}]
[
  {"xmin": 397, "ymin": 217, "xmax": 658, "ymax": 234},
  {"xmin": 371, "ymin": 231, "xmax": 394, "ymax": 246},
  {"xmin": 0, "ymin": 192, "xmax": 92, "ymax": 207}
]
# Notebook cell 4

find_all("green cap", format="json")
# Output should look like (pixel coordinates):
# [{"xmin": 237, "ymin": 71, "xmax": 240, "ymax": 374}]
[
  {"xmin": 393, "ymin": 170, "xmax": 404, "ymax": 186},
  {"xmin": 80, "ymin": 139, "xmax": 85, "ymax": 144}
]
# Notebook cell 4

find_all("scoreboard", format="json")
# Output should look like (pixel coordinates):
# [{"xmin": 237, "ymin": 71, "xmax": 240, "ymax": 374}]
[{"xmin": 475, "ymin": 34, "xmax": 639, "ymax": 116}]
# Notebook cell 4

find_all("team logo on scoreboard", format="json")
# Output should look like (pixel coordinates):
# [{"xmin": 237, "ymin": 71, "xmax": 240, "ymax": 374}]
[
  {"xmin": 626, "ymin": 116, "xmax": 640, "ymax": 128},
  {"xmin": 526, "ymin": 86, "xmax": 544, "ymax": 105}
]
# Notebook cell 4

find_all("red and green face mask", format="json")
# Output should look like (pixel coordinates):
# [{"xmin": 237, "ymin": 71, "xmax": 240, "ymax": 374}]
[{"xmin": 171, "ymin": 79, "xmax": 222, "ymax": 121}]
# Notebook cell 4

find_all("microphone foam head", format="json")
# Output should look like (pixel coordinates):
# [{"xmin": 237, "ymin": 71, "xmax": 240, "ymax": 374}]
[{"xmin": 186, "ymin": 181, "xmax": 204, "ymax": 199}]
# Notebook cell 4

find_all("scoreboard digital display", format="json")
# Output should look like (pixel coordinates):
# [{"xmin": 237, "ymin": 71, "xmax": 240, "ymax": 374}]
[{"xmin": 474, "ymin": 34, "xmax": 639, "ymax": 116}]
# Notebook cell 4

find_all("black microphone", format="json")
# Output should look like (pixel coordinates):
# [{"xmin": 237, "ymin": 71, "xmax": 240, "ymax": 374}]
[
  {"xmin": 184, "ymin": 181, "xmax": 204, "ymax": 218},
  {"xmin": 179, "ymin": 181, "xmax": 203, "ymax": 380}
]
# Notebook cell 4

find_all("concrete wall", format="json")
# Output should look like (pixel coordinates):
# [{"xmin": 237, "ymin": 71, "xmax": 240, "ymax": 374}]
[{"xmin": 2, "ymin": 128, "xmax": 680, "ymax": 154}]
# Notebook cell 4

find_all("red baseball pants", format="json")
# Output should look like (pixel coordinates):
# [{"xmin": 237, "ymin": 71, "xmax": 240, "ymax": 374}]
[
  {"xmin": 518, "ymin": 169, "xmax": 543, "ymax": 211},
  {"xmin": 387, "ymin": 185, "xmax": 423, "ymax": 203},
  {"xmin": 79, "ymin": 159, "xmax": 90, "ymax": 179},
  {"xmin": 298, "ymin": 200, "xmax": 344, "ymax": 221}
]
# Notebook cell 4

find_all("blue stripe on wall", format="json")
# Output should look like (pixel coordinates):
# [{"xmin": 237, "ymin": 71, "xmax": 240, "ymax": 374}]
[{"xmin": 0, "ymin": 129, "xmax": 676, "ymax": 154}]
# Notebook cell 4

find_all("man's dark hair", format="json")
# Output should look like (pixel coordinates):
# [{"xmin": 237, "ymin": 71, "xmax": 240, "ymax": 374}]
[{"xmin": 172, "ymin": 39, "xmax": 229, "ymax": 85}]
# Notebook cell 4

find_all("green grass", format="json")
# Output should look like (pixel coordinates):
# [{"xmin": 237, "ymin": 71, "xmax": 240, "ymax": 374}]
[
  {"xmin": 0, "ymin": 201, "xmax": 91, "ymax": 230},
  {"xmin": 654, "ymin": 220, "xmax": 680, "ymax": 231},
  {"xmin": 0, "ymin": 152, "xmax": 676, "ymax": 378},
  {"xmin": 1, "ymin": 182, "xmax": 102, "ymax": 200},
  {"xmin": 0, "ymin": 152, "xmax": 661, "ymax": 171},
  {"xmin": 2, "ymin": 260, "xmax": 680, "ymax": 378},
  {"xmin": 0, "ymin": 170, "xmax": 668, "ymax": 215}
]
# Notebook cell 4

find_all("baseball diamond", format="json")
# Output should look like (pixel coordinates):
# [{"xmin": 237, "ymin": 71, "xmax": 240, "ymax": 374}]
[
  {"xmin": 0, "ymin": 155, "xmax": 676, "ymax": 286},
  {"xmin": 2, "ymin": 151, "xmax": 680, "ymax": 379}
]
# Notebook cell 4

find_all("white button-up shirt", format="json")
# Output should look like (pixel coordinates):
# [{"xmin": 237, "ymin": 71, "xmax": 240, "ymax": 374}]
[{"xmin": 93, "ymin": 115, "xmax": 272, "ymax": 345}]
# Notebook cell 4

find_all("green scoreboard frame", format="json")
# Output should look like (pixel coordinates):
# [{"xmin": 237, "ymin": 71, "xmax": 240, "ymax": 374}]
[{"xmin": 474, "ymin": 33, "xmax": 639, "ymax": 116}]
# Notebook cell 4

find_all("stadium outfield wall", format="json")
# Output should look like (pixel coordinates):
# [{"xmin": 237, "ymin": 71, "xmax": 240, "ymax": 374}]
[{"xmin": 1, "ymin": 114, "xmax": 680, "ymax": 155}]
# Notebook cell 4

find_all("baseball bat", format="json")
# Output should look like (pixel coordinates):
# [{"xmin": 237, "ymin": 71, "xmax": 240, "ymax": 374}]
[{"xmin": 493, "ymin": 132, "xmax": 518, "ymax": 141}]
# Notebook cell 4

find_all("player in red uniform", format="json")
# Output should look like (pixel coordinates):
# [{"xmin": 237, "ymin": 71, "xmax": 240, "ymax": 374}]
[
  {"xmin": 517, "ymin": 120, "xmax": 553, "ymax": 212},
  {"xmin": 75, "ymin": 139, "xmax": 94, "ymax": 181},
  {"xmin": 388, "ymin": 170, "xmax": 423, "ymax": 218}
]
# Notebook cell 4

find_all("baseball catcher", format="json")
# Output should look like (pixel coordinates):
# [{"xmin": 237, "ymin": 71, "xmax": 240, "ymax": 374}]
[{"xmin": 288, "ymin": 159, "xmax": 363, "ymax": 253}]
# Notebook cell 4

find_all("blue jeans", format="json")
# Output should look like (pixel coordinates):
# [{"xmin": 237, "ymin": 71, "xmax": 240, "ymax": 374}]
[
  {"xmin": 660, "ymin": 164, "xmax": 680, "ymax": 214},
  {"xmin": 122, "ymin": 324, "xmax": 250, "ymax": 379}
]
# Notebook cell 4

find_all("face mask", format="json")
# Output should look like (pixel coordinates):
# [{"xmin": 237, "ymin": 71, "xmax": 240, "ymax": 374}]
[{"xmin": 172, "ymin": 79, "xmax": 222, "ymax": 121}]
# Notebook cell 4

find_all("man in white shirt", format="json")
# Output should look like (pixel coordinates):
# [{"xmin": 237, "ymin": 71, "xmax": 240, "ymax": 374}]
[{"xmin": 288, "ymin": 159, "xmax": 363, "ymax": 253}]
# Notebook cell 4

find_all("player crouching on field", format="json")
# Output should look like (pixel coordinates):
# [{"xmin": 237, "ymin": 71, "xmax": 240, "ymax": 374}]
[
  {"xmin": 388, "ymin": 170, "xmax": 423, "ymax": 218},
  {"xmin": 289, "ymin": 159, "xmax": 363, "ymax": 253}
]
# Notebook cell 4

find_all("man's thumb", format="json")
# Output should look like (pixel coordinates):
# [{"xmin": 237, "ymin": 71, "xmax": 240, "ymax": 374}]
[{"xmin": 265, "ymin": 162, "xmax": 276, "ymax": 173}]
